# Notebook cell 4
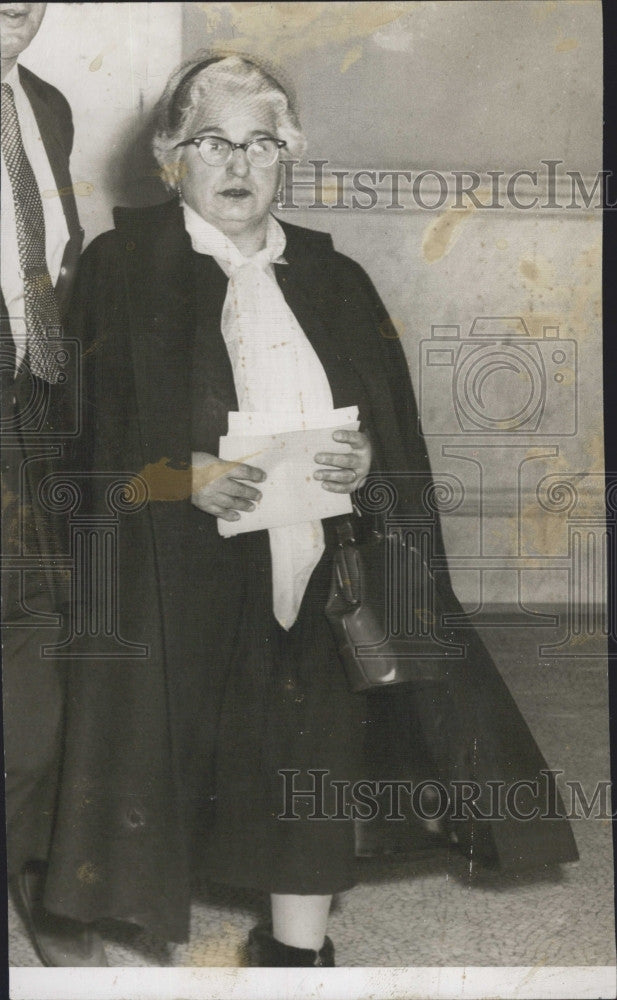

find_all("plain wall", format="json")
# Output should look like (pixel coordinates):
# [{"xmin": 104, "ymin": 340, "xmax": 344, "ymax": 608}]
[
  {"xmin": 19, "ymin": 1, "xmax": 182, "ymax": 244},
  {"xmin": 182, "ymin": 0, "xmax": 601, "ymax": 173}
]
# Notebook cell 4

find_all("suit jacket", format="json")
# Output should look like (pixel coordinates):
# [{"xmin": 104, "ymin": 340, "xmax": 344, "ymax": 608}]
[
  {"xmin": 1, "ymin": 68, "xmax": 83, "ymax": 612},
  {"xmin": 17, "ymin": 65, "xmax": 84, "ymax": 313},
  {"xmin": 0, "ymin": 67, "xmax": 84, "ymax": 874},
  {"xmin": 44, "ymin": 200, "xmax": 578, "ymax": 942}
]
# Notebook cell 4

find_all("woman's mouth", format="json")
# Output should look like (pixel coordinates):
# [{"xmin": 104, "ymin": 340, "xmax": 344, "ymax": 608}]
[{"xmin": 219, "ymin": 189, "xmax": 252, "ymax": 199}]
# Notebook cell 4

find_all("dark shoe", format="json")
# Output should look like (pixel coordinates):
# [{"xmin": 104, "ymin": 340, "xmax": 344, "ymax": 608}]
[
  {"xmin": 14, "ymin": 861, "xmax": 108, "ymax": 967},
  {"xmin": 248, "ymin": 923, "xmax": 335, "ymax": 966}
]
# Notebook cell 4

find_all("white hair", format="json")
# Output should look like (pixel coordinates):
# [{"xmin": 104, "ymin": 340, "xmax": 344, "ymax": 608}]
[{"xmin": 152, "ymin": 52, "xmax": 306, "ymax": 189}]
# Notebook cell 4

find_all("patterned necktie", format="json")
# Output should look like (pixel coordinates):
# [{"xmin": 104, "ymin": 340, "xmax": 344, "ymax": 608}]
[{"xmin": 1, "ymin": 82, "xmax": 61, "ymax": 383}]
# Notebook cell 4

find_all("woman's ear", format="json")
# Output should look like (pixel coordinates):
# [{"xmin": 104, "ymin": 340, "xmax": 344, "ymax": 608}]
[
  {"xmin": 274, "ymin": 163, "xmax": 285, "ymax": 206},
  {"xmin": 158, "ymin": 154, "xmax": 187, "ymax": 192}
]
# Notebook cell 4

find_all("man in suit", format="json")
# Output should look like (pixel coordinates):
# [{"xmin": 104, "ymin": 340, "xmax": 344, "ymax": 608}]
[{"xmin": 1, "ymin": 2, "xmax": 106, "ymax": 966}]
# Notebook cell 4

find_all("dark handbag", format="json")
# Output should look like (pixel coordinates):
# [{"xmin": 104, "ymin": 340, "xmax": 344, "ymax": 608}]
[{"xmin": 326, "ymin": 517, "xmax": 457, "ymax": 692}]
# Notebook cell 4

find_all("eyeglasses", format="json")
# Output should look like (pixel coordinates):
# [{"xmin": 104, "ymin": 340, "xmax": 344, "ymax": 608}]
[{"xmin": 174, "ymin": 134, "xmax": 287, "ymax": 168}]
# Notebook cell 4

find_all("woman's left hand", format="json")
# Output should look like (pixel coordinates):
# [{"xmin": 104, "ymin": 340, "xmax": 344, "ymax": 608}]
[{"xmin": 314, "ymin": 429, "xmax": 372, "ymax": 493}]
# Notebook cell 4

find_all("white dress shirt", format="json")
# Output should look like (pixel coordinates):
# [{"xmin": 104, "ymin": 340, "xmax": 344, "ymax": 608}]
[{"xmin": 1, "ymin": 63, "xmax": 69, "ymax": 371}]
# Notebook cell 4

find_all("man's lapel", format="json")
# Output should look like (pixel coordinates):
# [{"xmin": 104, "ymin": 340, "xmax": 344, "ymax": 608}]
[
  {"xmin": 18, "ymin": 66, "xmax": 81, "ymax": 246},
  {"xmin": 18, "ymin": 66, "xmax": 83, "ymax": 312}
]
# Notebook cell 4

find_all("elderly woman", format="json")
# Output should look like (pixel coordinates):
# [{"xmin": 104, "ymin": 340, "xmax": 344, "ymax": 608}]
[{"xmin": 42, "ymin": 52, "xmax": 577, "ymax": 967}]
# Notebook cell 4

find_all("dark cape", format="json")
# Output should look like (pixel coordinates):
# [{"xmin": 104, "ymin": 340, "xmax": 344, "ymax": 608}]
[{"xmin": 43, "ymin": 200, "xmax": 577, "ymax": 942}]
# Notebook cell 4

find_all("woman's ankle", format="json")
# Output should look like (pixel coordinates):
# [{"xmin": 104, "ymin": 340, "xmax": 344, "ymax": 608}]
[
  {"xmin": 270, "ymin": 891, "xmax": 332, "ymax": 952},
  {"xmin": 247, "ymin": 923, "xmax": 335, "ymax": 967}
]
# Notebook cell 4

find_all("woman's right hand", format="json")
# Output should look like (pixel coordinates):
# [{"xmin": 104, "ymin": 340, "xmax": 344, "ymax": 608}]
[{"xmin": 191, "ymin": 451, "xmax": 266, "ymax": 521}]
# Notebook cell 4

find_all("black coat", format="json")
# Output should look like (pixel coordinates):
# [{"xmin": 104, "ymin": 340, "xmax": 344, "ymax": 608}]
[{"xmin": 44, "ymin": 200, "xmax": 577, "ymax": 942}]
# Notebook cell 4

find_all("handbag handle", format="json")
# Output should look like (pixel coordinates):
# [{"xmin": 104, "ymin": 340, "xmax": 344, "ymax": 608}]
[
  {"xmin": 334, "ymin": 518, "xmax": 358, "ymax": 546},
  {"xmin": 334, "ymin": 519, "xmax": 362, "ymax": 605},
  {"xmin": 334, "ymin": 517, "xmax": 388, "ymax": 607}
]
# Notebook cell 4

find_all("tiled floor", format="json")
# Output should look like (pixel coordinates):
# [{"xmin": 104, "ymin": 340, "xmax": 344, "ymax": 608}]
[{"xmin": 8, "ymin": 616, "xmax": 616, "ymax": 968}]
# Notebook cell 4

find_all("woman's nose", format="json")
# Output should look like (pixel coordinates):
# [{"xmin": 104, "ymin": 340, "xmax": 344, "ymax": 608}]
[{"xmin": 227, "ymin": 147, "xmax": 250, "ymax": 177}]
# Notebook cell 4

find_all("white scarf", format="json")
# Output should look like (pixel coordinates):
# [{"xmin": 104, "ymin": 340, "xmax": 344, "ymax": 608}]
[{"xmin": 183, "ymin": 203, "xmax": 335, "ymax": 629}]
